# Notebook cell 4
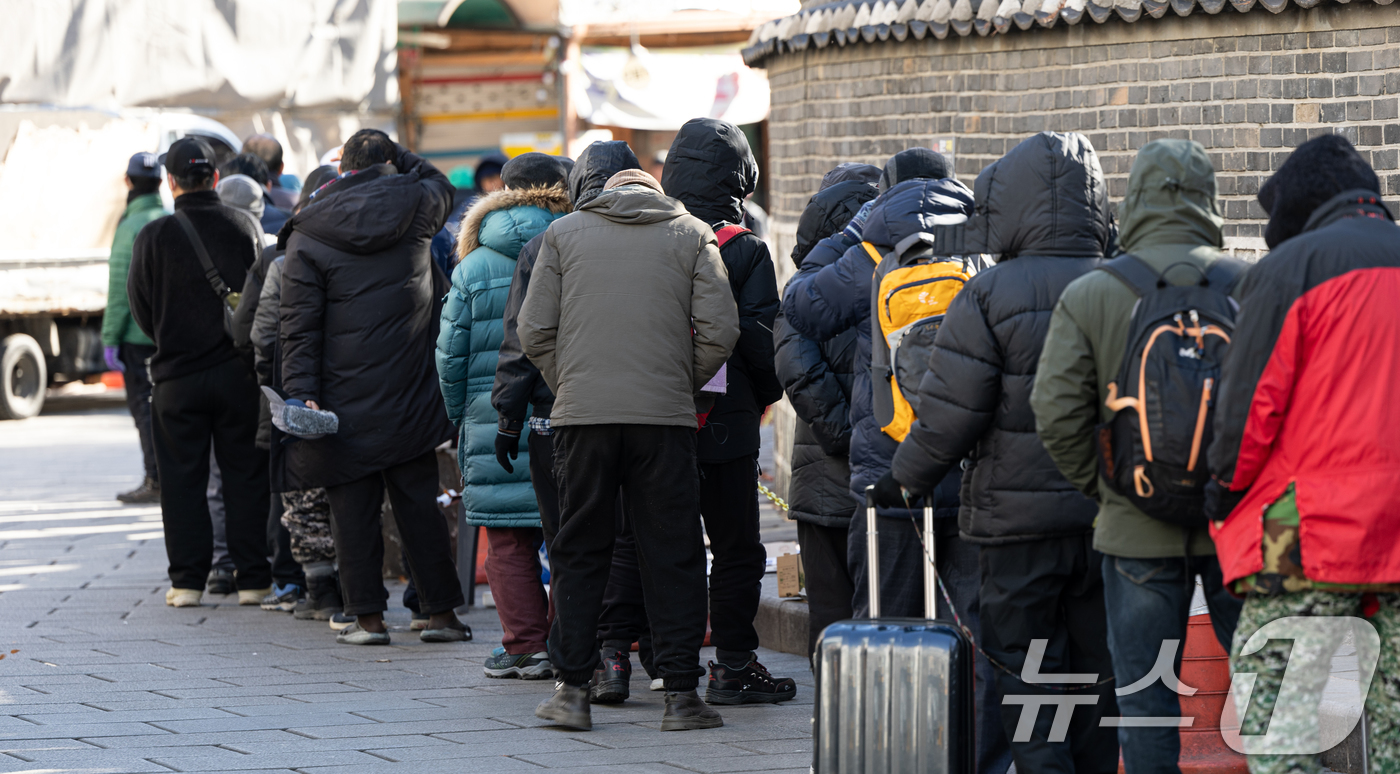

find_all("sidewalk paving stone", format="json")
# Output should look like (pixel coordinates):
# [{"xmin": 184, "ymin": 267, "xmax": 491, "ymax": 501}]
[{"xmin": 0, "ymin": 405, "xmax": 813, "ymax": 773}]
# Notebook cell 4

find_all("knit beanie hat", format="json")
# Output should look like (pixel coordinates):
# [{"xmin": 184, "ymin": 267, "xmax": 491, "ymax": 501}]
[
  {"xmin": 604, "ymin": 169, "xmax": 663, "ymax": 193},
  {"xmin": 878, "ymin": 148, "xmax": 953, "ymax": 191},
  {"xmin": 1259, "ymin": 134, "xmax": 1380, "ymax": 248}
]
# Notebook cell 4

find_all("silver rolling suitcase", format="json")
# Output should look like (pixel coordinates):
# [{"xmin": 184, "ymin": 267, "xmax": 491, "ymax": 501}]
[{"xmin": 812, "ymin": 486, "xmax": 975, "ymax": 774}]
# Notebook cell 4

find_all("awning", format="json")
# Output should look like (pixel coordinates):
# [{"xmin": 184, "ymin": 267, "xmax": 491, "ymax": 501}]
[{"xmin": 573, "ymin": 45, "xmax": 769, "ymax": 131}]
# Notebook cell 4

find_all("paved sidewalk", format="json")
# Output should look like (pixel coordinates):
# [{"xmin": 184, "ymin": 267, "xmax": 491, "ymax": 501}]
[{"xmin": 0, "ymin": 405, "xmax": 814, "ymax": 774}]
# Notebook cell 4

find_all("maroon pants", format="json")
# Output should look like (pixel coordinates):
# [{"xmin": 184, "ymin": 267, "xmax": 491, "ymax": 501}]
[{"xmin": 484, "ymin": 527, "xmax": 553, "ymax": 654}]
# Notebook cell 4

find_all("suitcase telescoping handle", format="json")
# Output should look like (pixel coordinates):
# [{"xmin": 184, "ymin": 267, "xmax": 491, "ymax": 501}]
[{"xmin": 864, "ymin": 485, "xmax": 937, "ymax": 620}]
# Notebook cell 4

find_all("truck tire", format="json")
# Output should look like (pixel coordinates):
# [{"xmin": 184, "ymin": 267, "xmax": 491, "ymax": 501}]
[{"xmin": 0, "ymin": 333, "xmax": 46, "ymax": 420}]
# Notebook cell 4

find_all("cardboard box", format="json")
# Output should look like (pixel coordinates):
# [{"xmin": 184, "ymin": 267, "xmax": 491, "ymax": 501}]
[{"xmin": 776, "ymin": 553, "xmax": 804, "ymax": 598}]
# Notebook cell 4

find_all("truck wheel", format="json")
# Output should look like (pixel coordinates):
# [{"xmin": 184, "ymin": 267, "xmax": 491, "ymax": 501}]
[{"xmin": 0, "ymin": 333, "xmax": 46, "ymax": 420}]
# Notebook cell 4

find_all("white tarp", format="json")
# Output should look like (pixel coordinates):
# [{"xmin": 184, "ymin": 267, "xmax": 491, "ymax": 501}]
[
  {"xmin": 574, "ymin": 45, "xmax": 769, "ymax": 131},
  {"xmin": 0, "ymin": 0, "xmax": 398, "ymax": 111}
]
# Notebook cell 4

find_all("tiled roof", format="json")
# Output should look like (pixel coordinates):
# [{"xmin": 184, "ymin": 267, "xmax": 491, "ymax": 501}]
[{"xmin": 741, "ymin": 0, "xmax": 1393, "ymax": 65}]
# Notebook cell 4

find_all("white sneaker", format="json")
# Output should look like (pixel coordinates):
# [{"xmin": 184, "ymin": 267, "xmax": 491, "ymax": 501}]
[
  {"xmin": 165, "ymin": 588, "xmax": 203, "ymax": 607},
  {"xmin": 238, "ymin": 587, "xmax": 272, "ymax": 606},
  {"xmin": 650, "ymin": 678, "xmax": 665, "ymax": 692}
]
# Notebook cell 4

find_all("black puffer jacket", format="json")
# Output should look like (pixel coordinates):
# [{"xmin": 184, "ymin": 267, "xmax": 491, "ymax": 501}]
[
  {"xmin": 279, "ymin": 145, "xmax": 455, "ymax": 488},
  {"xmin": 663, "ymin": 119, "xmax": 782, "ymax": 462},
  {"xmin": 774, "ymin": 165, "xmax": 879, "ymax": 526},
  {"xmin": 890, "ymin": 131, "xmax": 1110, "ymax": 544},
  {"xmin": 492, "ymin": 141, "xmax": 640, "ymax": 433}
]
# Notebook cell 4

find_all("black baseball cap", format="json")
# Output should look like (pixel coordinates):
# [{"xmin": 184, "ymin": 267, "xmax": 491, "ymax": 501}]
[
  {"xmin": 159, "ymin": 137, "xmax": 216, "ymax": 178},
  {"xmin": 126, "ymin": 152, "xmax": 162, "ymax": 180}
]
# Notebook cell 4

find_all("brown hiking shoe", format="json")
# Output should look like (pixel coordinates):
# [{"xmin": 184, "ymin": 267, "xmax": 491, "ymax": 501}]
[
  {"xmin": 117, "ymin": 477, "xmax": 160, "ymax": 504},
  {"xmin": 535, "ymin": 683, "xmax": 591, "ymax": 730},
  {"xmin": 661, "ymin": 690, "xmax": 723, "ymax": 731}
]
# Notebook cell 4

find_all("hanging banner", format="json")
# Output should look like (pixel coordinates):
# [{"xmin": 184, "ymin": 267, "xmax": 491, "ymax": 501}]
[{"xmin": 573, "ymin": 45, "xmax": 770, "ymax": 131}]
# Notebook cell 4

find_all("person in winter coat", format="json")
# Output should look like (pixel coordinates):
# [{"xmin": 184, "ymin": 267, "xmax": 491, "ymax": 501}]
[
  {"xmin": 660, "ymin": 118, "xmax": 793, "ymax": 704},
  {"xmin": 279, "ymin": 130, "xmax": 467, "ymax": 646},
  {"xmin": 877, "ymin": 132, "xmax": 1118, "ymax": 773},
  {"xmin": 492, "ymin": 141, "xmax": 662, "ymax": 701},
  {"xmin": 250, "ymin": 164, "xmax": 342, "ymax": 622},
  {"xmin": 519, "ymin": 167, "xmax": 739, "ymax": 732},
  {"xmin": 1205, "ymin": 136, "xmax": 1400, "ymax": 774},
  {"xmin": 104, "ymin": 152, "xmax": 167, "ymax": 505},
  {"xmin": 127, "ymin": 137, "xmax": 272, "ymax": 609},
  {"xmin": 773, "ymin": 161, "xmax": 879, "ymax": 661},
  {"xmin": 1031, "ymin": 139, "xmax": 1245, "ymax": 774},
  {"xmin": 436, "ymin": 153, "xmax": 571, "ymax": 679}
]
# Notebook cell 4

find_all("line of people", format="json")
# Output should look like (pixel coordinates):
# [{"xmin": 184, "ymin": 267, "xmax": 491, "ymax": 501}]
[
  {"xmin": 785, "ymin": 130, "xmax": 1400, "ymax": 774},
  {"xmin": 109, "ymin": 117, "xmax": 1400, "ymax": 762}
]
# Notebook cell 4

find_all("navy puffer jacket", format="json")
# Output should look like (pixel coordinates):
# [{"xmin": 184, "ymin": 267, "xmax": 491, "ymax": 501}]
[{"xmin": 782, "ymin": 177, "xmax": 974, "ymax": 519}]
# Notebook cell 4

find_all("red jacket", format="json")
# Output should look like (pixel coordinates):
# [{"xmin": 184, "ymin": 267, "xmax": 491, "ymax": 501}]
[{"xmin": 1207, "ymin": 191, "xmax": 1400, "ymax": 586}]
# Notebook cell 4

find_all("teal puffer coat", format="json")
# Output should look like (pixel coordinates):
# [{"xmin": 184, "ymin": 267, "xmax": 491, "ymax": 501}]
[{"xmin": 436, "ymin": 186, "xmax": 570, "ymax": 527}]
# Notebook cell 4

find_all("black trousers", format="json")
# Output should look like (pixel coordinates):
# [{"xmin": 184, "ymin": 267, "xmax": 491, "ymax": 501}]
[
  {"xmin": 120, "ymin": 343, "xmax": 158, "ymax": 481},
  {"xmin": 150, "ymin": 357, "xmax": 271, "ymax": 591},
  {"xmin": 527, "ymin": 430, "xmax": 560, "ymax": 545},
  {"xmin": 795, "ymin": 520, "xmax": 854, "ymax": 662},
  {"xmin": 267, "ymin": 494, "xmax": 304, "ymax": 587},
  {"xmin": 324, "ymin": 451, "xmax": 464, "ymax": 616},
  {"xmin": 979, "ymin": 534, "xmax": 1119, "ymax": 774},
  {"xmin": 597, "ymin": 505, "xmax": 657, "ymax": 678},
  {"xmin": 549, "ymin": 424, "xmax": 708, "ymax": 691},
  {"xmin": 699, "ymin": 454, "xmax": 767, "ymax": 658}
]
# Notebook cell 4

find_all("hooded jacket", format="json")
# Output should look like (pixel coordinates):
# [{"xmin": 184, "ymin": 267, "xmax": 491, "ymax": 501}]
[
  {"xmin": 783, "ymin": 177, "xmax": 975, "ymax": 519},
  {"xmin": 492, "ymin": 142, "xmax": 640, "ymax": 434},
  {"xmin": 518, "ymin": 183, "xmax": 738, "ymax": 428},
  {"xmin": 102, "ymin": 192, "xmax": 164, "ymax": 348},
  {"xmin": 1031, "ymin": 139, "xmax": 1234, "ymax": 559},
  {"xmin": 278, "ymin": 146, "xmax": 455, "ymax": 487},
  {"xmin": 774, "ymin": 165, "xmax": 878, "ymax": 526},
  {"xmin": 663, "ymin": 119, "xmax": 783, "ymax": 462},
  {"xmin": 1207, "ymin": 186, "xmax": 1400, "ymax": 587},
  {"xmin": 890, "ymin": 132, "xmax": 1107, "ymax": 544},
  {"xmin": 437, "ymin": 186, "xmax": 569, "ymax": 528}
]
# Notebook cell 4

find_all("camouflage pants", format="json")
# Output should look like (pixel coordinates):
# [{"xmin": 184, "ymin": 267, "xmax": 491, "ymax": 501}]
[
  {"xmin": 1230, "ymin": 590, "xmax": 1400, "ymax": 774},
  {"xmin": 280, "ymin": 489, "xmax": 335, "ymax": 565}
]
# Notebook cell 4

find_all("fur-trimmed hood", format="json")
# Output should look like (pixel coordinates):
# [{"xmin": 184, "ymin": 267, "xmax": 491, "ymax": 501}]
[{"xmin": 456, "ymin": 185, "xmax": 571, "ymax": 258}]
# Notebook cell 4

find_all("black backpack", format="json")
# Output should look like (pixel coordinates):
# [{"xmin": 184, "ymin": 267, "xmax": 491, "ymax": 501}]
[{"xmin": 1095, "ymin": 255, "xmax": 1246, "ymax": 527}]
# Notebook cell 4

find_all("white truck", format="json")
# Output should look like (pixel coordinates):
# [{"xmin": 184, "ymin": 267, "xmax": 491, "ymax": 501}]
[{"xmin": 0, "ymin": 107, "xmax": 243, "ymax": 419}]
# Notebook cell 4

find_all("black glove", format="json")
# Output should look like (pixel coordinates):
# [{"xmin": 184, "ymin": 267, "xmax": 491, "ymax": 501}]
[
  {"xmin": 495, "ymin": 430, "xmax": 520, "ymax": 473},
  {"xmin": 873, "ymin": 470, "xmax": 911, "ymax": 510},
  {"xmin": 1203, "ymin": 477, "xmax": 1245, "ymax": 524}
]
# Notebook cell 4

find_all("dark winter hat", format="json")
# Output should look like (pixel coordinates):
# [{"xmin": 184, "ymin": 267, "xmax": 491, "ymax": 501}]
[
  {"xmin": 1259, "ymin": 134, "xmax": 1381, "ymax": 249},
  {"xmin": 792, "ymin": 168, "xmax": 880, "ymax": 266},
  {"xmin": 126, "ymin": 151, "xmax": 162, "ymax": 180},
  {"xmin": 160, "ymin": 136, "xmax": 216, "ymax": 178},
  {"xmin": 474, "ymin": 152, "xmax": 507, "ymax": 186},
  {"xmin": 295, "ymin": 165, "xmax": 340, "ymax": 212},
  {"xmin": 553, "ymin": 155, "xmax": 575, "ymax": 179},
  {"xmin": 878, "ymin": 147, "xmax": 953, "ymax": 191},
  {"xmin": 501, "ymin": 152, "xmax": 570, "ymax": 190},
  {"xmin": 821, "ymin": 162, "xmax": 881, "ymax": 191}
]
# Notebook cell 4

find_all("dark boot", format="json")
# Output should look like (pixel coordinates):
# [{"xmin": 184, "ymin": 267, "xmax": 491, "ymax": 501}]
[
  {"xmin": 705, "ymin": 658, "xmax": 797, "ymax": 705},
  {"xmin": 535, "ymin": 684, "xmax": 591, "ymax": 730},
  {"xmin": 117, "ymin": 477, "xmax": 160, "ymax": 504},
  {"xmin": 300, "ymin": 571, "xmax": 343, "ymax": 621},
  {"xmin": 661, "ymin": 690, "xmax": 723, "ymax": 731},
  {"xmin": 590, "ymin": 648, "xmax": 631, "ymax": 704}
]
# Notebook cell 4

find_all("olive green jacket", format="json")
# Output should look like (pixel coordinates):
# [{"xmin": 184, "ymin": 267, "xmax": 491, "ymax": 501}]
[
  {"xmin": 102, "ymin": 193, "xmax": 166, "ymax": 347},
  {"xmin": 1031, "ymin": 139, "xmax": 1245, "ymax": 559}
]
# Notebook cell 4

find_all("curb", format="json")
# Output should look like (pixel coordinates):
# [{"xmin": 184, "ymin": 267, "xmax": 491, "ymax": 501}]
[{"xmin": 754, "ymin": 575, "xmax": 810, "ymax": 658}]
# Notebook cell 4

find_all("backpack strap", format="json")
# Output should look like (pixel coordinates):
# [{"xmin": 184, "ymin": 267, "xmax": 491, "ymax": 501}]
[
  {"xmin": 713, "ymin": 223, "xmax": 752, "ymax": 249},
  {"xmin": 861, "ymin": 241, "xmax": 883, "ymax": 264},
  {"xmin": 1204, "ymin": 256, "xmax": 1248, "ymax": 295},
  {"xmin": 1097, "ymin": 254, "xmax": 1161, "ymax": 298},
  {"xmin": 173, "ymin": 210, "xmax": 233, "ymax": 301}
]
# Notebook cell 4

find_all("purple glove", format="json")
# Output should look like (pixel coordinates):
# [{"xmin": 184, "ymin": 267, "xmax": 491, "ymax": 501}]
[{"xmin": 103, "ymin": 346, "xmax": 124, "ymax": 373}]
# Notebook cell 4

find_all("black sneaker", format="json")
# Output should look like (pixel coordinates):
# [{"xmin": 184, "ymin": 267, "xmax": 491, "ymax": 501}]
[
  {"xmin": 590, "ymin": 649, "xmax": 631, "ymax": 704},
  {"xmin": 117, "ymin": 477, "xmax": 160, "ymax": 504},
  {"xmin": 704, "ymin": 659, "xmax": 797, "ymax": 705},
  {"xmin": 206, "ymin": 568, "xmax": 235, "ymax": 595}
]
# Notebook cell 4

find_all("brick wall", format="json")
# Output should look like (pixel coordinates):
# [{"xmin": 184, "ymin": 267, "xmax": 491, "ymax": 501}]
[{"xmin": 760, "ymin": 2, "xmax": 1400, "ymax": 258}]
